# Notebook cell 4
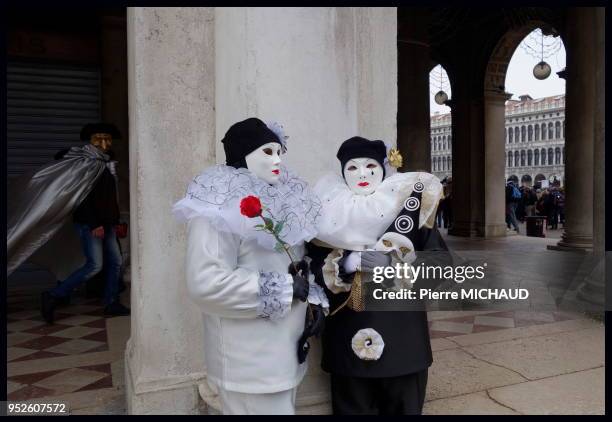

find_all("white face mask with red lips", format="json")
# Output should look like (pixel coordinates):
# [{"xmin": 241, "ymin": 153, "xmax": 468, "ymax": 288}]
[
  {"xmin": 245, "ymin": 142, "xmax": 283, "ymax": 185},
  {"xmin": 343, "ymin": 157, "xmax": 384, "ymax": 196}
]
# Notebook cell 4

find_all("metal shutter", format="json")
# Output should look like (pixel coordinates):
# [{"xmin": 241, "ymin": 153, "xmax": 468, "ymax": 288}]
[{"xmin": 7, "ymin": 61, "xmax": 101, "ymax": 179}]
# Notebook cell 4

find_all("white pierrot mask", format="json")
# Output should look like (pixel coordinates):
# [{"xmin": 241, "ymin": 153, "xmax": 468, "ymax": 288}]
[
  {"xmin": 245, "ymin": 142, "xmax": 283, "ymax": 185},
  {"xmin": 343, "ymin": 157, "xmax": 384, "ymax": 196}
]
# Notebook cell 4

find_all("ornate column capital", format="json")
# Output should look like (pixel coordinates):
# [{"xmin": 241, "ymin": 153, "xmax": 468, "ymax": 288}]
[{"xmin": 484, "ymin": 90, "xmax": 513, "ymax": 104}]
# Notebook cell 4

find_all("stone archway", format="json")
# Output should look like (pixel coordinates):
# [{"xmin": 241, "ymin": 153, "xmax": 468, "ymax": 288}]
[
  {"xmin": 534, "ymin": 173, "xmax": 546, "ymax": 188},
  {"xmin": 521, "ymin": 174, "xmax": 533, "ymax": 186},
  {"xmin": 483, "ymin": 19, "xmax": 563, "ymax": 238}
]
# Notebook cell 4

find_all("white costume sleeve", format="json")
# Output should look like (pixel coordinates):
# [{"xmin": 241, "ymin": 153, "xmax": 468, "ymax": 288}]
[{"xmin": 186, "ymin": 217, "xmax": 293, "ymax": 320}]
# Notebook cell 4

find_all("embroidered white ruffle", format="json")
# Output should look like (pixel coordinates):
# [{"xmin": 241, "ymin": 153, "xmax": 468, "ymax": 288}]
[
  {"xmin": 257, "ymin": 272, "xmax": 294, "ymax": 321},
  {"xmin": 173, "ymin": 164, "xmax": 321, "ymax": 250},
  {"xmin": 313, "ymin": 171, "xmax": 443, "ymax": 251},
  {"xmin": 307, "ymin": 280, "xmax": 329, "ymax": 313},
  {"xmin": 321, "ymin": 248, "xmax": 352, "ymax": 294}
]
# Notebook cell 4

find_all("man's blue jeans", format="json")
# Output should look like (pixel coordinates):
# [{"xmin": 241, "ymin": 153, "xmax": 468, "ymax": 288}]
[{"xmin": 51, "ymin": 223, "xmax": 122, "ymax": 306}]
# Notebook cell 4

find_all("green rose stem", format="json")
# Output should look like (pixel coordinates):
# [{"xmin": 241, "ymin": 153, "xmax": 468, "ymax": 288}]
[{"xmin": 257, "ymin": 212, "xmax": 314, "ymax": 323}]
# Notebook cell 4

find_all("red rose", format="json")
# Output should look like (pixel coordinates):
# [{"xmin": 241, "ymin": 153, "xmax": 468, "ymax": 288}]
[{"xmin": 240, "ymin": 196, "xmax": 263, "ymax": 218}]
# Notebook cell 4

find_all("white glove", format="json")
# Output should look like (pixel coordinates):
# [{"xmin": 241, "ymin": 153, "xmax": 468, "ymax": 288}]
[{"xmin": 343, "ymin": 251, "xmax": 361, "ymax": 273}]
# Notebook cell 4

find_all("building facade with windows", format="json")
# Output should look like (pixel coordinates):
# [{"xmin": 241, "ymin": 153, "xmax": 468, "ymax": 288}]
[{"xmin": 431, "ymin": 94, "xmax": 566, "ymax": 187}]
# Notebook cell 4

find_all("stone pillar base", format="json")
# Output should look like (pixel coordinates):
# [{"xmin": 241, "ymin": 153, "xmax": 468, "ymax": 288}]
[
  {"xmin": 447, "ymin": 221, "xmax": 506, "ymax": 238},
  {"xmin": 576, "ymin": 258, "xmax": 605, "ymax": 307},
  {"xmin": 448, "ymin": 221, "xmax": 480, "ymax": 237},
  {"xmin": 125, "ymin": 342, "xmax": 206, "ymax": 414},
  {"xmin": 483, "ymin": 224, "xmax": 508, "ymax": 239},
  {"xmin": 548, "ymin": 234, "xmax": 593, "ymax": 252}
]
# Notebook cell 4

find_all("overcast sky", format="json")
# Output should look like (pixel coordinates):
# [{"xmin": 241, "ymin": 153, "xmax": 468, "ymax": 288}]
[{"xmin": 430, "ymin": 30, "xmax": 567, "ymax": 115}]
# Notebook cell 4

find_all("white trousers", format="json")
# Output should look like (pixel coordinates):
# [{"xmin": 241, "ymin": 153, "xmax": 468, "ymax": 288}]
[{"xmin": 218, "ymin": 387, "xmax": 298, "ymax": 415}]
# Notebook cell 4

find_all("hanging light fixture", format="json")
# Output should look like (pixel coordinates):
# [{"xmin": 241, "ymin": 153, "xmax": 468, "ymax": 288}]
[
  {"xmin": 533, "ymin": 29, "xmax": 551, "ymax": 80},
  {"xmin": 434, "ymin": 65, "xmax": 449, "ymax": 104}
]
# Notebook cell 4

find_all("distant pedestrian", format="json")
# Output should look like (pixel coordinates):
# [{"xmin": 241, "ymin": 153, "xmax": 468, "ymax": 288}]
[
  {"xmin": 524, "ymin": 187, "xmax": 537, "ymax": 217},
  {"xmin": 558, "ymin": 188, "xmax": 565, "ymax": 227},
  {"xmin": 505, "ymin": 179, "xmax": 521, "ymax": 233}
]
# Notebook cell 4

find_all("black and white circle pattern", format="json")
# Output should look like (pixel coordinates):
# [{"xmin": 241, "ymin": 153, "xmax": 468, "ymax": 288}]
[
  {"xmin": 394, "ymin": 215, "xmax": 414, "ymax": 233},
  {"xmin": 413, "ymin": 182, "xmax": 424, "ymax": 193},
  {"xmin": 404, "ymin": 197, "xmax": 420, "ymax": 211}
]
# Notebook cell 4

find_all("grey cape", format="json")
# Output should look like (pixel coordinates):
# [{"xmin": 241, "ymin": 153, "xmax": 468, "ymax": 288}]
[{"xmin": 7, "ymin": 144, "xmax": 112, "ymax": 277}]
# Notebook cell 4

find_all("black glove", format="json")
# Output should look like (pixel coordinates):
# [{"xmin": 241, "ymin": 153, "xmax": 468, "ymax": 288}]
[
  {"xmin": 289, "ymin": 260, "xmax": 309, "ymax": 278},
  {"xmin": 297, "ymin": 304, "xmax": 326, "ymax": 364},
  {"xmin": 306, "ymin": 304, "xmax": 326, "ymax": 338},
  {"xmin": 360, "ymin": 251, "xmax": 392, "ymax": 273},
  {"xmin": 292, "ymin": 275, "xmax": 309, "ymax": 302},
  {"xmin": 297, "ymin": 331, "xmax": 311, "ymax": 364},
  {"xmin": 290, "ymin": 261, "xmax": 310, "ymax": 302}
]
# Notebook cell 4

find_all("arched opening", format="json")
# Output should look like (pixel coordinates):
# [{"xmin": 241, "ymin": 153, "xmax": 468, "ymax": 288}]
[
  {"xmin": 508, "ymin": 174, "xmax": 519, "ymax": 184},
  {"xmin": 521, "ymin": 174, "xmax": 533, "ymax": 186},
  {"xmin": 534, "ymin": 173, "xmax": 546, "ymax": 188},
  {"xmin": 485, "ymin": 22, "xmax": 566, "ymax": 239},
  {"xmin": 429, "ymin": 64, "xmax": 453, "ymax": 180},
  {"xmin": 528, "ymin": 125, "xmax": 533, "ymax": 141},
  {"xmin": 528, "ymin": 149, "xmax": 533, "ymax": 166},
  {"xmin": 548, "ymin": 148, "xmax": 554, "ymax": 165}
]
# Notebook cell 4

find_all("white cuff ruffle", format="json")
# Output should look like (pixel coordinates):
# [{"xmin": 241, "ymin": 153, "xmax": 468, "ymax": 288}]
[
  {"xmin": 322, "ymin": 249, "xmax": 352, "ymax": 294},
  {"xmin": 257, "ymin": 272, "xmax": 293, "ymax": 321}
]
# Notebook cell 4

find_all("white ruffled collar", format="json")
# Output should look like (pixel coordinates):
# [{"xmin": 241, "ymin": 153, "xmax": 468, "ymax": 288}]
[
  {"xmin": 313, "ymin": 171, "xmax": 442, "ymax": 251},
  {"xmin": 173, "ymin": 164, "xmax": 321, "ymax": 250}
]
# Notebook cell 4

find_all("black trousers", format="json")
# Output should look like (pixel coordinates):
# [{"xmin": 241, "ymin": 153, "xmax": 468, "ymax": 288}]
[{"xmin": 330, "ymin": 370, "xmax": 428, "ymax": 415}]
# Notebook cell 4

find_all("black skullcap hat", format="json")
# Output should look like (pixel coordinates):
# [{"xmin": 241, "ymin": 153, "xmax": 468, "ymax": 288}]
[
  {"xmin": 221, "ymin": 118, "xmax": 282, "ymax": 168},
  {"xmin": 336, "ymin": 136, "xmax": 387, "ymax": 179},
  {"xmin": 80, "ymin": 122, "xmax": 121, "ymax": 141}
]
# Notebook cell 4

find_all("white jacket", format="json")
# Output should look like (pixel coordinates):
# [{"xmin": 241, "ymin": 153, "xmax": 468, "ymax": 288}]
[{"xmin": 186, "ymin": 216, "xmax": 312, "ymax": 394}]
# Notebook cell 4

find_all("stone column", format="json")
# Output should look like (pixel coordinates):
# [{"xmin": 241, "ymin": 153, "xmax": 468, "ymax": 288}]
[
  {"xmin": 447, "ymin": 81, "xmax": 486, "ymax": 238},
  {"xmin": 397, "ymin": 8, "xmax": 431, "ymax": 172},
  {"xmin": 483, "ymin": 90, "xmax": 512, "ymax": 237},
  {"xmin": 577, "ymin": 7, "xmax": 605, "ymax": 306},
  {"xmin": 550, "ymin": 7, "xmax": 595, "ymax": 251},
  {"xmin": 125, "ymin": 8, "xmax": 216, "ymax": 414}
]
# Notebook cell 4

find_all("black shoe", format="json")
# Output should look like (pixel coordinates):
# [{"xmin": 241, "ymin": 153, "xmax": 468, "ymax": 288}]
[
  {"xmin": 104, "ymin": 302, "xmax": 131, "ymax": 317},
  {"xmin": 41, "ymin": 292, "xmax": 57, "ymax": 324}
]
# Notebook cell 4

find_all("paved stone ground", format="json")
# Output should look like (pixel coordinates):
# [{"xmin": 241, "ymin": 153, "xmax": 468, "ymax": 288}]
[{"xmin": 7, "ymin": 230, "xmax": 604, "ymax": 415}]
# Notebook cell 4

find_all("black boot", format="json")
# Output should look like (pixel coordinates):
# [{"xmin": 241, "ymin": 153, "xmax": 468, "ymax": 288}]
[
  {"xmin": 104, "ymin": 302, "xmax": 131, "ymax": 317},
  {"xmin": 41, "ymin": 291, "xmax": 57, "ymax": 324}
]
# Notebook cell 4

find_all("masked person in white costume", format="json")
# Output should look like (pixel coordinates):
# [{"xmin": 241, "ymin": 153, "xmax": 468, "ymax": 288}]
[
  {"xmin": 173, "ymin": 118, "xmax": 327, "ymax": 415},
  {"xmin": 307, "ymin": 136, "xmax": 447, "ymax": 415}
]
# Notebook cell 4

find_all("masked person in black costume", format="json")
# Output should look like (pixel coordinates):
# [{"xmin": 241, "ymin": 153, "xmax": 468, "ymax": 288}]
[{"xmin": 307, "ymin": 136, "xmax": 448, "ymax": 415}]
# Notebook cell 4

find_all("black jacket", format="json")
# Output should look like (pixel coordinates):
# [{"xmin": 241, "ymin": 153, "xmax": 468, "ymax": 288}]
[
  {"xmin": 56, "ymin": 148, "xmax": 120, "ymax": 228},
  {"xmin": 308, "ymin": 226, "xmax": 449, "ymax": 378}
]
